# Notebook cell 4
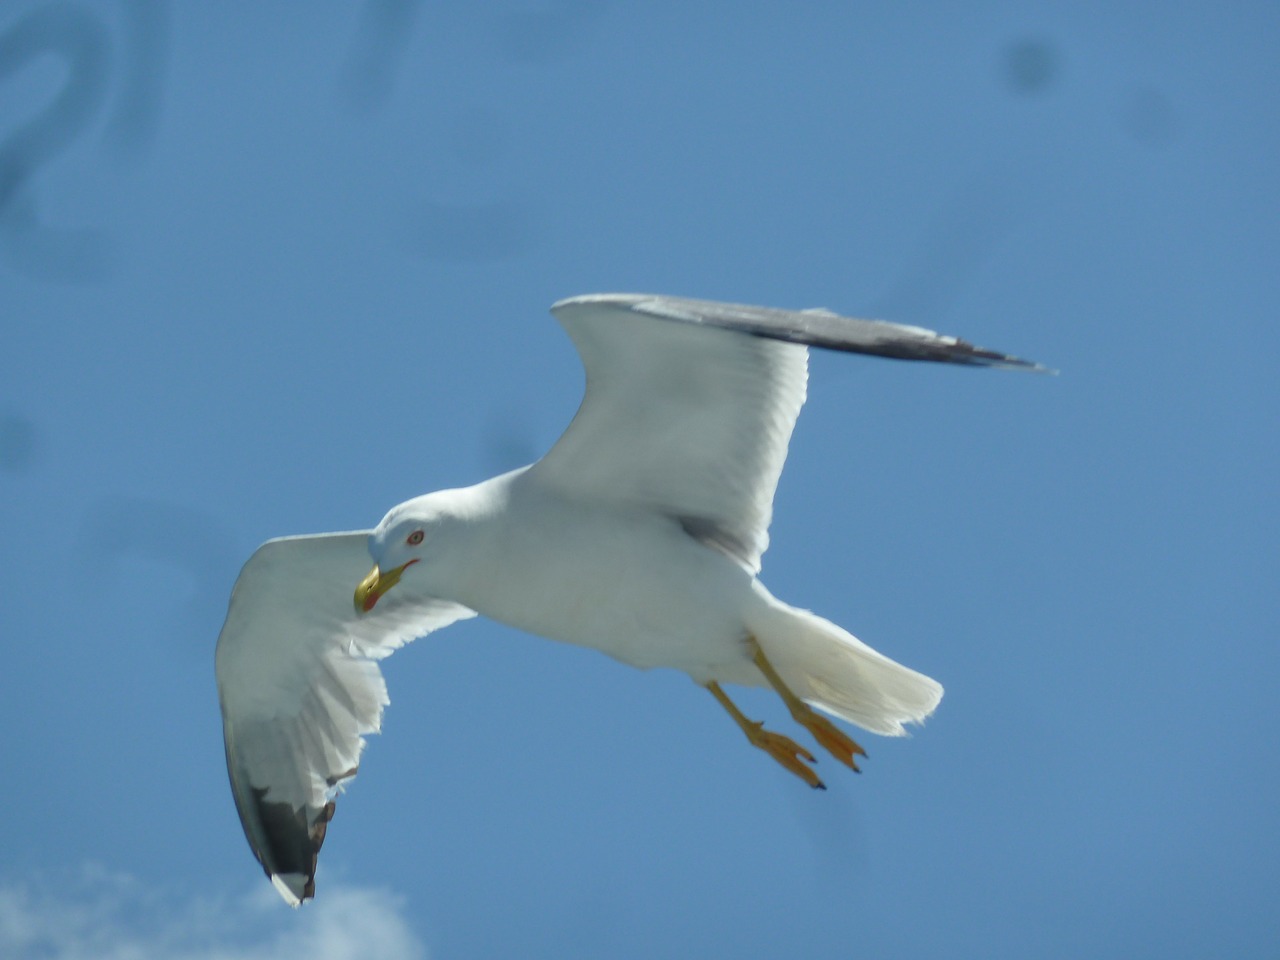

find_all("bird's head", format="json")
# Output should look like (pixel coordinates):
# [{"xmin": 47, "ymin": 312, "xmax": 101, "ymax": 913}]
[{"xmin": 354, "ymin": 499, "xmax": 442, "ymax": 614}]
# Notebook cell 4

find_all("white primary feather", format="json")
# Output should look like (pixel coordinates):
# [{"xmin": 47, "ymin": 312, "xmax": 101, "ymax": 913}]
[
  {"xmin": 535, "ymin": 295, "xmax": 809, "ymax": 573},
  {"xmin": 215, "ymin": 533, "xmax": 474, "ymax": 905}
]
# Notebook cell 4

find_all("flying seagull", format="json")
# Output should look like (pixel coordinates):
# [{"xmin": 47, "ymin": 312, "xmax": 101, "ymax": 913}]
[{"xmin": 215, "ymin": 293, "xmax": 1046, "ymax": 905}]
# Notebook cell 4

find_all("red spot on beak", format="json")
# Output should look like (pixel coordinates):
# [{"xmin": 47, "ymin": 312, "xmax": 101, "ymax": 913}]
[{"xmin": 363, "ymin": 592, "xmax": 380, "ymax": 612}]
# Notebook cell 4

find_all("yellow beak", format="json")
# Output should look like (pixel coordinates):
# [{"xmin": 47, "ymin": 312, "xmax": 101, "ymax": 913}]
[{"xmin": 354, "ymin": 560, "xmax": 416, "ymax": 613}]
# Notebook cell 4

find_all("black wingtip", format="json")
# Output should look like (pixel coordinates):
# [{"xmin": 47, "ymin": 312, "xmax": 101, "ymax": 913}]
[
  {"xmin": 241, "ymin": 788, "xmax": 341, "ymax": 906},
  {"xmin": 963, "ymin": 346, "xmax": 1057, "ymax": 374},
  {"xmin": 876, "ymin": 334, "xmax": 1054, "ymax": 373}
]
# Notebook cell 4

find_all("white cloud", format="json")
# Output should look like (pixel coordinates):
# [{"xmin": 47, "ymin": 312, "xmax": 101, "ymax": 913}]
[{"xmin": 0, "ymin": 864, "xmax": 426, "ymax": 960}]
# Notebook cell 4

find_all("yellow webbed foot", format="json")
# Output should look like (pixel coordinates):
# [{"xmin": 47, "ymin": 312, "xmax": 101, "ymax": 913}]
[
  {"xmin": 749, "ymin": 637, "xmax": 867, "ymax": 775},
  {"xmin": 796, "ymin": 711, "xmax": 866, "ymax": 773},
  {"xmin": 706, "ymin": 681, "xmax": 826, "ymax": 789},
  {"xmin": 743, "ymin": 720, "xmax": 825, "ymax": 790}
]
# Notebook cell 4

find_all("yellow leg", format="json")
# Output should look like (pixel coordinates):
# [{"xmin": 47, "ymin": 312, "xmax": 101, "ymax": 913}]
[
  {"xmin": 706, "ymin": 681, "xmax": 825, "ymax": 789},
  {"xmin": 750, "ymin": 637, "xmax": 867, "ymax": 773}
]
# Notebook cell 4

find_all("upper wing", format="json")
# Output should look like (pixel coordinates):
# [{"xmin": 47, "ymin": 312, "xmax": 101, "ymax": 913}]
[
  {"xmin": 214, "ymin": 532, "xmax": 475, "ymax": 906},
  {"xmin": 606, "ymin": 294, "xmax": 1050, "ymax": 369},
  {"xmin": 530, "ymin": 294, "xmax": 1045, "ymax": 573},
  {"xmin": 530, "ymin": 295, "xmax": 811, "ymax": 573}
]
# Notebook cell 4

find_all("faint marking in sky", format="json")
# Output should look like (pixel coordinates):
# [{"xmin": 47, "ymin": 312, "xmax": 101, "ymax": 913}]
[
  {"xmin": 0, "ymin": 411, "xmax": 38, "ymax": 473},
  {"xmin": 446, "ymin": 105, "xmax": 509, "ymax": 169},
  {"xmin": 339, "ymin": 0, "xmax": 422, "ymax": 113},
  {"xmin": 405, "ymin": 197, "xmax": 535, "ymax": 261},
  {"xmin": 402, "ymin": 106, "xmax": 538, "ymax": 262},
  {"xmin": 871, "ymin": 167, "xmax": 1025, "ymax": 323},
  {"xmin": 481, "ymin": 412, "xmax": 543, "ymax": 475},
  {"xmin": 794, "ymin": 778, "xmax": 868, "ymax": 878},
  {"xmin": 0, "ymin": 4, "xmax": 112, "ymax": 281},
  {"xmin": 81, "ymin": 495, "xmax": 240, "ymax": 641},
  {"xmin": 1002, "ymin": 37, "xmax": 1060, "ymax": 95},
  {"xmin": 492, "ymin": 0, "xmax": 604, "ymax": 64},
  {"xmin": 103, "ymin": 0, "xmax": 169, "ymax": 152},
  {"xmin": 1121, "ymin": 86, "xmax": 1176, "ymax": 146},
  {"xmin": 0, "ymin": 190, "xmax": 111, "ymax": 280}
]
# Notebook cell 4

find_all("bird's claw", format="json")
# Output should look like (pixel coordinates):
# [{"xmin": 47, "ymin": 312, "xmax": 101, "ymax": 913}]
[
  {"xmin": 799, "ymin": 712, "xmax": 866, "ymax": 773},
  {"xmin": 746, "ymin": 722, "xmax": 825, "ymax": 789}
]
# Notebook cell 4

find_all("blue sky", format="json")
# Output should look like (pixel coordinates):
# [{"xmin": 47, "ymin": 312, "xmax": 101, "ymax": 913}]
[{"xmin": 2, "ymin": 2, "xmax": 1277, "ymax": 958}]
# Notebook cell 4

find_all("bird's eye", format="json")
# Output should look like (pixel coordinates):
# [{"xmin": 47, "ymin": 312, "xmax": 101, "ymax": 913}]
[{"xmin": 406, "ymin": 530, "xmax": 424, "ymax": 546}]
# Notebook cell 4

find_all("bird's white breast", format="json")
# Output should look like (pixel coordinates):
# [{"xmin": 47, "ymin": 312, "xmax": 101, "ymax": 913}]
[{"xmin": 436, "ymin": 474, "xmax": 760, "ymax": 679}]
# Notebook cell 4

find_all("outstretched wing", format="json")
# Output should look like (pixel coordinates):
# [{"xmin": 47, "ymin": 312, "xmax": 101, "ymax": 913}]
[
  {"xmin": 214, "ymin": 532, "xmax": 475, "ymax": 906},
  {"xmin": 531, "ymin": 294, "xmax": 1043, "ymax": 573},
  {"xmin": 608, "ymin": 294, "xmax": 1049, "ymax": 369}
]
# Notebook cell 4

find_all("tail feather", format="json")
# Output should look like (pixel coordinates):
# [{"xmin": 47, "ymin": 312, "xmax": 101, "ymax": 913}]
[{"xmin": 748, "ymin": 592, "xmax": 943, "ymax": 736}]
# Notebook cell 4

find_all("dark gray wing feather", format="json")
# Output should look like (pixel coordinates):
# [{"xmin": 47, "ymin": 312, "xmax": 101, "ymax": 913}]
[{"xmin": 573, "ymin": 293, "xmax": 1050, "ymax": 371}]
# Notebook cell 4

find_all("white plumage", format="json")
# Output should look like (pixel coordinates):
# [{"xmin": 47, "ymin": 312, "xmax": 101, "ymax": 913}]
[{"xmin": 215, "ymin": 293, "xmax": 1044, "ymax": 905}]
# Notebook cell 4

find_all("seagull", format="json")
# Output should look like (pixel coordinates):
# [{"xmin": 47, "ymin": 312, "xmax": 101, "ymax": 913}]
[{"xmin": 215, "ymin": 293, "xmax": 1046, "ymax": 905}]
